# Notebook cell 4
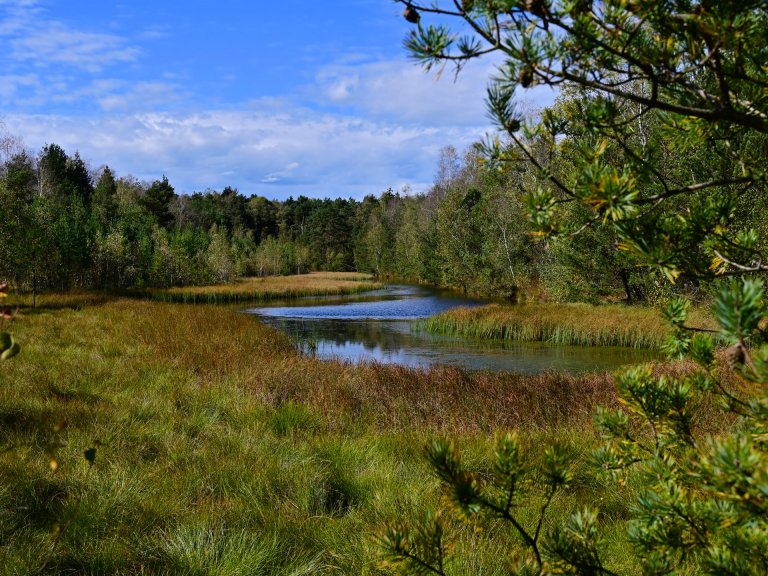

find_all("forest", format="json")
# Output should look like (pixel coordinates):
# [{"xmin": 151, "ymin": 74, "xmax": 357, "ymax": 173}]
[{"xmin": 0, "ymin": 131, "xmax": 590, "ymax": 301}]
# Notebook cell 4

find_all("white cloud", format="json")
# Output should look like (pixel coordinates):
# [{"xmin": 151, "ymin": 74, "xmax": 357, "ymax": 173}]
[
  {"xmin": 0, "ymin": 0, "xmax": 140, "ymax": 79},
  {"xmin": 311, "ymin": 56, "xmax": 556, "ymax": 127},
  {"xmin": 0, "ymin": 0, "xmax": 40, "ymax": 35},
  {"xmin": 4, "ymin": 102, "xmax": 489, "ymax": 199},
  {"xmin": 0, "ymin": 3, "xmax": 558, "ymax": 200},
  {"xmin": 313, "ymin": 59, "xmax": 492, "ymax": 126},
  {"xmin": 9, "ymin": 23, "xmax": 139, "ymax": 72},
  {"xmin": 261, "ymin": 162, "xmax": 301, "ymax": 184},
  {"xmin": 0, "ymin": 73, "xmax": 38, "ymax": 99},
  {"xmin": 323, "ymin": 74, "xmax": 359, "ymax": 101},
  {"xmin": 96, "ymin": 81, "xmax": 183, "ymax": 112},
  {"xmin": 0, "ymin": 0, "xmax": 166, "ymax": 113},
  {"xmin": 2, "ymin": 52, "xmax": 558, "ymax": 200}
]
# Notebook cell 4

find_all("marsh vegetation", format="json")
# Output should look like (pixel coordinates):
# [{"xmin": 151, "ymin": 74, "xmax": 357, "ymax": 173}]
[
  {"xmin": 3, "ymin": 267, "xmax": 720, "ymax": 574},
  {"xmin": 0, "ymin": 293, "xmax": 688, "ymax": 574},
  {"xmin": 152, "ymin": 272, "xmax": 382, "ymax": 304}
]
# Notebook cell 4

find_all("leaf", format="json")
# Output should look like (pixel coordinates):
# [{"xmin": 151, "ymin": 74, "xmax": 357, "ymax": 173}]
[
  {"xmin": 593, "ymin": 138, "xmax": 609, "ymax": 158},
  {"xmin": 0, "ymin": 341, "xmax": 20, "ymax": 361},
  {"xmin": 689, "ymin": 334, "xmax": 715, "ymax": 368},
  {"xmin": 494, "ymin": 431, "xmax": 523, "ymax": 477},
  {"xmin": 542, "ymin": 444, "xmax": 573, "ymax": 487},
  {"xmin": 715, "ymin": 279, "xmax": 764, "ymax": 344},
  {"xmin": 0, "ymin": 332, "xmax": 11, "ymax": 353},
  {"xmin": 663, "ymin": 297, "xmax": 690, "ymax": 327},
  {"xmin": 661, "ymin": 265, "xmax": 681, "ymax": 284}
]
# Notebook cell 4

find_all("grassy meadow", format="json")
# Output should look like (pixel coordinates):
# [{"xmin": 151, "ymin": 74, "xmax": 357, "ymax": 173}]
[
  {"xmin": 0, "ymin": 280, "xmax": 728, "ymax": 574},
  {"xmin": 422, "ymin": 302, "xmax": 717, "ymax": 349},
  {"xmin": 151, "ymin": 272, "xmax": 382, "ymax": 304}
]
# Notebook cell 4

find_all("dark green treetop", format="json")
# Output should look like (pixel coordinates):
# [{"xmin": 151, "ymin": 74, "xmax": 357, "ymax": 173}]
[{"xmin": 140, "ymin": 175, "xmax": 176, "ymax": 229}]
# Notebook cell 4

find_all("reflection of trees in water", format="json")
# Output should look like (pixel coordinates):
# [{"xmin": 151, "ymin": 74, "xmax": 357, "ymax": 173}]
[
  {"xmin": 255, "ymin": 283, "xmax": 436, "ymax": 309},
  {"xmin": 267, "ymin": 318, "xmax": 415, "ymax": 353},
  {"xmin": 262, "ymin": 294, "xmax": 406, "ymax": 308},
  {"xmin": 259, "ymin": 315, "xmax": 658, "ymax": 372},
  {"xmin": 263, "ymin": 318, "xmax": 424, "ymax": 352}
]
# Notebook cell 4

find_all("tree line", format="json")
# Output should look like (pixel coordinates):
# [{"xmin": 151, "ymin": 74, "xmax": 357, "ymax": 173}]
[
  {"xmin": 2, "ymin": 79, "xmax": 765, "ymax": 301},
  {"xmin": 0, "ymin": 139, "xmax": 358, "ymax": 292}
]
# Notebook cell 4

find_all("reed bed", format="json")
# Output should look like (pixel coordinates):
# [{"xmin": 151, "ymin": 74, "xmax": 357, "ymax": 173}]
[
  {"xmin": 104, "ymin": 300, "xmax": 622, "ymax": 432},
  {"xmin": 5, "ymin": 290, "xmax": 120, "ymax": 310},
  {"xmin": 0, "ymin": 298, "xmax": 725, "ymax": 574},
  {"xmin": 421, "ymin": 302, "xmax": 716, "ymax": 349},
  {"xmin": 152, "ymin": 272, "xmax": 382, "ymax": 304}
]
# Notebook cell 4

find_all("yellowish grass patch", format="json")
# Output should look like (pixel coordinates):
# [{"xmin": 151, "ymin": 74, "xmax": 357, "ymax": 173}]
[
  {"xmin": 152, "ymin": 272, "xmax": 382, "ymax": 304},
  {"xmin": 422, "ymin": 302, "xmax": 716, "ymax": 349}
]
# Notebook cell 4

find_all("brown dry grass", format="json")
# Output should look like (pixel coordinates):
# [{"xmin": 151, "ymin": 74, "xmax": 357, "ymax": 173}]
[
  {"xmin": 7, "ymin": 297, "xmax": 727, "ymax": 436},
  {"xmin": 118, "ymin": 299, "xmax": 692, "ymax": 434},
  {"xmin": 153, "ymin": 272, "xmax": 382, "ymax": 303},
  {"xmin": 122, "ymin": 299, "xmax": 732, "ymax": 436},
  {"xmin": 5, "ymin": 290, "xmax": 118, "ymax": 310}
]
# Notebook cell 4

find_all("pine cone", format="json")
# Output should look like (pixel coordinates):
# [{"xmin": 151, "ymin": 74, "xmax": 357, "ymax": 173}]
[
  {"xmin": 525, "ymin": 0, "xmax": 548, "ymax": 18},
  {"xmin": 518, "ymin": 65, "xmax": 535, "ymax": 88},
  {"xmin": 404, "ymin": 6, "xmax": 420, "ymax": 24}
]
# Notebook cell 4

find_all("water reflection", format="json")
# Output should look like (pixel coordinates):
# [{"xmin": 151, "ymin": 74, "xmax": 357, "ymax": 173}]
[
  {"xmin": 252, "ymin": 285, "xmax": 480, "ymax": 320},
  {"xmin": 246, "ymin": 285, "xmax": 656, "ymax": 374}
]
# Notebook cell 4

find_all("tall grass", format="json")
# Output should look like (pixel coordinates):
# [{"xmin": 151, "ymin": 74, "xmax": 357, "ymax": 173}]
[
  {"xmin": 421, "ymin": 302, "xmax": 716, "ymax": 349},
  {"xmin": 5, "ymin": 290, "xmax": 120, "ymax": 310},
  {"xmin": 0, "ymin": 298, "xmax": 725, "ymax": 574},
  {"xmin": 152, "ymin": 272, "xmax": 382, "ymax": 304}
]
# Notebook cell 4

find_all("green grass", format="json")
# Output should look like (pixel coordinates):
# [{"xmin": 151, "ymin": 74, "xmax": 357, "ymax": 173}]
[
  {"xmin": 0, "ymin": 297, "xmax": 726, "ymax": 574},
  {"xmin": 421, "ymin": 302, "xmax": 717, "ymax": 349},
  {"xmin": 151, "ymin": 272, "xmax": 382, "ymax": 304}
]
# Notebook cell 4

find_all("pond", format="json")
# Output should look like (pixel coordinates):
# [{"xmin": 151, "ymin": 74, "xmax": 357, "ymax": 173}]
[{"xmin": 246, "ymin": 284, "xmax": 657, "ymax": 374}]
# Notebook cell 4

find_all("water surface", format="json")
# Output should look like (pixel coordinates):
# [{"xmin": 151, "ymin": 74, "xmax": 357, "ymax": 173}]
[{"xmin": 247, "ymin": 285, "xmax": 656, "ymax": 374}]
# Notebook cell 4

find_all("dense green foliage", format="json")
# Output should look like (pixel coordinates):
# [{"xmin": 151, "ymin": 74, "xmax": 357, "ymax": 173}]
[
  {"xmin": 0, "ymin": 131, "xmax": 682, "ymax": 303},
  {"xmin": 398, "ymin": 0, "xmax": 768, "ymax": 282},
  {"xmin": 378, "ymin": 0, "xmax": 768, "ymax": 574},
  {"xmin": 0, "ymin": 143, "xmax": 371, "ymax": 291}
]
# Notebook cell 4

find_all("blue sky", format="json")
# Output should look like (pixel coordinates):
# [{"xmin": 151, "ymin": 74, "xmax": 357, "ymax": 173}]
[{"xmin": 0, "ymin": 0, "xmax": 554, "ymax": 199}]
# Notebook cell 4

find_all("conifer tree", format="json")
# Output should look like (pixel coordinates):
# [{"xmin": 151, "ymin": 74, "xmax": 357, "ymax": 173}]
[{"xmin": 380, "ymin": 2, "xmax": 768, "ymax": 573}]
